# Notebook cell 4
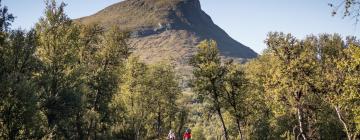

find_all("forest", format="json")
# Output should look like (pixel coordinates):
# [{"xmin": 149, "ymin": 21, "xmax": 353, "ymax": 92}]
[{"xmin": 0, "ymin": 0, "xmax": 359, "ymax": 140}]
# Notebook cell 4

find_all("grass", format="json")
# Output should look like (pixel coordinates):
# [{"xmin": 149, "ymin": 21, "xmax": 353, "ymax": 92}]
[{"xmin": 77, "ymin": 0, "xmax": 184, "ymax": 32}]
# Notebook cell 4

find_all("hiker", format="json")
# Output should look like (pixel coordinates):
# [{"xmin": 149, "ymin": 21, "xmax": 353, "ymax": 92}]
[
  {"xmin": 167, "ymin": 129, "xmax": 176, "ymax": 140},
  {"xmin": 183, "ymin": 128, "xmax": 191, "ymax": 140}
]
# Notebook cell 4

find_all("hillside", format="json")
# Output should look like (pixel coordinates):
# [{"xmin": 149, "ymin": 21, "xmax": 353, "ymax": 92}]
[{"xmin": 77, "ymin": 0, "xmax": 257, "ymax": 66}]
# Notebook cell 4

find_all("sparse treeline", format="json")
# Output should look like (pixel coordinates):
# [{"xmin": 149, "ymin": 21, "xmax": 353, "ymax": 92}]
[
  {"xmin": 0, "ymin": 0, "xmax": 360, "ymax": 140},
  {"xmin": 189, "ymin": 34, "xmax": 360, "ymax": 139},
  {"xmin": 0, "ymin": 0, "xmax": 182, "ymax": 139}
]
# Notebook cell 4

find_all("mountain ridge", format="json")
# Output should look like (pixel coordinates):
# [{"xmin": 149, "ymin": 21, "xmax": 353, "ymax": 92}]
[{"xmin": 77, "ymin": 0, "xmax": 257, "ymax": 65}]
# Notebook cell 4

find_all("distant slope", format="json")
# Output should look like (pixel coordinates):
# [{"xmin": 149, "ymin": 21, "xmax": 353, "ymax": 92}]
[{"xmin": 77, "ymin": 0, "xmax": 257, "ymax": 66}]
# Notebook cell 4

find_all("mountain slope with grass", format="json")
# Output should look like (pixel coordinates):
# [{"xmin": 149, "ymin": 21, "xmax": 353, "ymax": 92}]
[{"xmin": 77, "ymin": 0, "xmax": 257, "ymax": 65}]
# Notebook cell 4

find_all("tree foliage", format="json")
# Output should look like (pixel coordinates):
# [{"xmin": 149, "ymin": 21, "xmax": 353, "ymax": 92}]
[
  {"xmin": 330, "ymin": 0, "xmax": 360, "ymax": 23},
  {"xmin": 0, "ymin": 0, "xmax": 359, "ymax": 140}
]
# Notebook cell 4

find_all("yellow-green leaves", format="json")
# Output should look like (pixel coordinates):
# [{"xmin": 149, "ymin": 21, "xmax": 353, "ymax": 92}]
[{"xmin": 111, "ymin": 56, "xmax": 181, "ymax": 138}]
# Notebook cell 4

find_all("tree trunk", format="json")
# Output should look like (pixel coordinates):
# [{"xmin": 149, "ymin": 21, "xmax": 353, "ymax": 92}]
[
  {"xmin": 216, "ymin": 107, "xmax": 229, "ymax": 140},
  {"xmin": 157, "ymin": 110, "xmax": 162, "ymax": 138},
  {"xmin": 86, "ymin": 118, "xmax": 93, "ymax": 140},
  {"xmin": 9, "ymin": 128, "xmax": 17, "ymax": 140},
  {"xmin": 135, "ymin": 125, "xmax": 140, "ymax": 140},
  {"xmin": 352, "ymin": 134, "xmax": 358, "ymax": 140},
  {"xmin": 297, "ymin": 106, "xmax": 307, "ymax": 140},
  {"xmin": 335, "ymin": 106, "xmax": 353, "ymax": 140},
  {"xmin": 177, "ymin": 110, "xmax": 186, "ymax": 139},
  {"xmin": 6, "ymin": 105, "xmax": 16, "ymax": 140},
  {"xmin": 88, "ymin": 118, "xmax": 97, "ymax": 140},
  {"xmin": 76, "ymin": 113, "xmax": 84, "ymax": 140},
  {"xmin": 236, "ymin": 118, "xmax": 244, "ymax": 140}
]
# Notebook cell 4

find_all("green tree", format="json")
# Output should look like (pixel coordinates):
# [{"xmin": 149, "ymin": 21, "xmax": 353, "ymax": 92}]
[
  {"xmin": 0, "ymin": 0, "xmax": 14, "ymax": 75},
  {"xmin": 83, "ymin": 25, "xmax": 131, "ymax": 139},
  {"xmin": 191, "ymin": 40, "xmax": 229, "ymax": 140},
  {"xmin": 322, "ymin": 38, "xmax": 360, "ymax": 140},
  {"xmin": 222, "ymin": 61, "xmax": 249, "ymax": 140},
  {"xmin": 0, "ymin": 0, "xmax": 14, "ymax": 33},
  {"xmin": 192, "ymin": 124, "xmax": 206, "ymax": 140},
  {"xmin": 111, "ymin": 57, "xmax": 181, "ymax": 139},
  {"xmin": 35, "ymin": 0, "xmax": 84, "ymax": 138},
  {"xmin": 71, "ymin": 24, "xmax": 105, "ymax": 140},
  {"xmin": 0, "ymin": 29, "xmax": 46, "ymax": 139},
  {"xmin": 0, "ymin": 1, "xmax": 46, "ymax": 139},
  {"xmin": 110, "ymin": 56, "xmax": 148, "ymax": 139},
  {"xmin": 339, "ymin": 44, "xmax": 360, "ymax": 139},
  {"xmin": 265, "ymin": 32, "xmax": 321, "ymax": 140},
  {"xmin": 244, "ymin": 53, "xmax": 277, "ymax": 139},
  {"xmin": 146, "ymin": 63, "xmax": 180, "ymax": 138}
]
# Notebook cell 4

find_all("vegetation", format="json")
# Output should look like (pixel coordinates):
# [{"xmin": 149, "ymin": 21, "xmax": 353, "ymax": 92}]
[
  {"xmin": 330, "ymin": 0, "xmax": 360, "ymax": 24},
  {"xmin": 0, "ymin": 0, "xmax": 359, "ymax": 140}
]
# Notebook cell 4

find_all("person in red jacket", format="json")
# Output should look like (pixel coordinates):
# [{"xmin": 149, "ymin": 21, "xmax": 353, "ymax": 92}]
[{"xmin": 183, "ymin": 128, "xmax": 191, "ymax": 140}]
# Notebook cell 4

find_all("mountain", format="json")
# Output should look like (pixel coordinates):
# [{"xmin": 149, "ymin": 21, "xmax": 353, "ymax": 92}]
[{"xmin": 76, "ymin": 0, "xmax": 257, "ymax": 72}]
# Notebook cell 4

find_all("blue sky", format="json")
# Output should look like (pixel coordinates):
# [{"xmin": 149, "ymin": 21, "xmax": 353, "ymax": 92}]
[{"xmin": 3, "ymin": 0, "xmax": 358, "ymax": 54}]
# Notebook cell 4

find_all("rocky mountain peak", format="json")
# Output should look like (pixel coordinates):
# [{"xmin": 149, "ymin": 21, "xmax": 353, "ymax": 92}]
[{"xmin": 76, "ymin": 0, "xmax": 257, "ymax": 70}]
